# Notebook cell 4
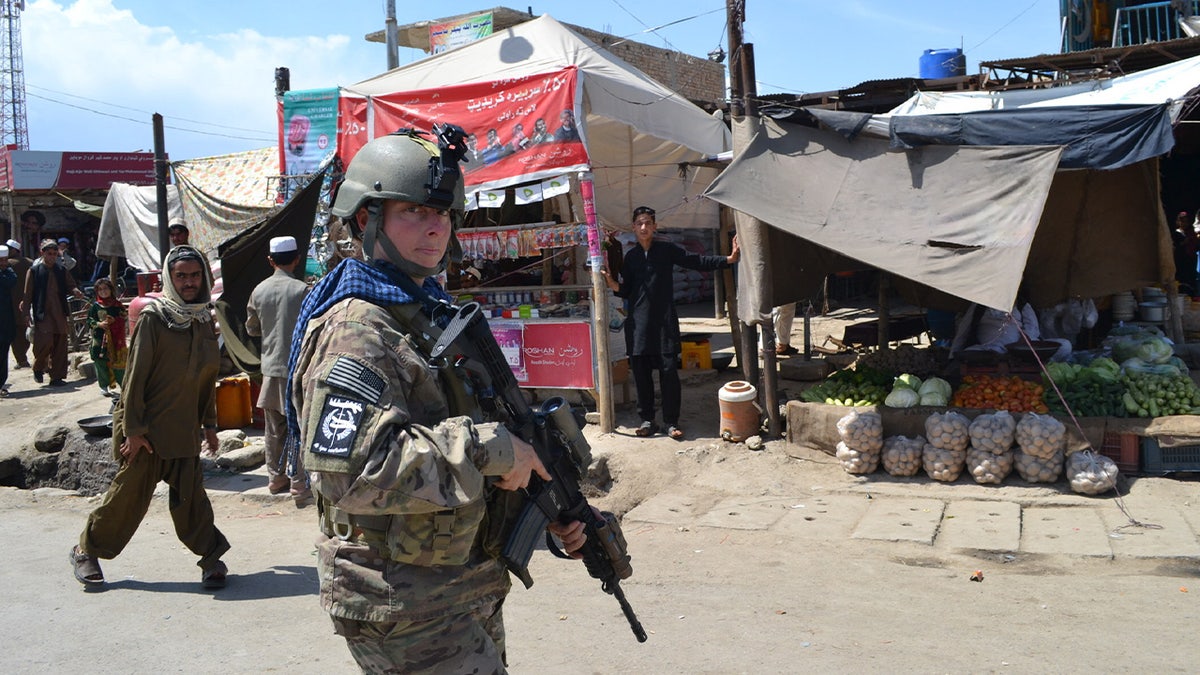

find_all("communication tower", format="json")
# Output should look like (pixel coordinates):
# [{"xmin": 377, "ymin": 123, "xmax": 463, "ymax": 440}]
[{"xmin": 0, "ymin": 0, "xmax": 28, "ymax": 149}]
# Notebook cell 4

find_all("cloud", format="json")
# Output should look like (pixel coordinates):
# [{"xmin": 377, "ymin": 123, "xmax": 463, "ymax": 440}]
[{"xmin": 22, "ymin": 0, "xmax": 379, "ymax": 158}]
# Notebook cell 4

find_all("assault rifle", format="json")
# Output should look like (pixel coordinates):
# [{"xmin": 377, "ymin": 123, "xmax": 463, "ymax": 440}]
[{"xmin": 429, "ymin": 300, "xmax": 648, "ymax": 643}]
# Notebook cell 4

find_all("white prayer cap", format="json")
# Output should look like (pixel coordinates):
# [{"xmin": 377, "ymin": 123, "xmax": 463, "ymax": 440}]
[
  {"xmin": 269, "ymin": 236, "xmax": 298, "ymax": 254},
  {"xmin": 0, "ymin": 245, "xmax": 8, "ymax": 258},
  {"xmin": 5, "ymin": 238, "xmax": 18, "ymax": 251}
]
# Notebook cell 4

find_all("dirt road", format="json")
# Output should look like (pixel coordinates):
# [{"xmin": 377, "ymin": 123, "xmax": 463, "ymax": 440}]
[{"xmin": 2, "ymin": 306, "xmax": 1199, "ymax": 672}]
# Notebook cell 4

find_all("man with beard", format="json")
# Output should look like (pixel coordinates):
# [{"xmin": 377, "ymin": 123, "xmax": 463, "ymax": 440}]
[
  {"xmin": 69, "ymin": 245, "xmax": 231, "ymax": 590},
  {"xmin": 21, "ymin": 239, "xmax": 84, "ymax": 386}
]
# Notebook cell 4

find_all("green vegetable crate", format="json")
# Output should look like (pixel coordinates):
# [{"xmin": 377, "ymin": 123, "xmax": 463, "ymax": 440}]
[
  {"xmin": 1099, "ymin": 432, "xmax": 1140, "ymax": 475},
  {"xmin": 1141, "ymin": 437, "xmax": 1200, "ymax": 474}
]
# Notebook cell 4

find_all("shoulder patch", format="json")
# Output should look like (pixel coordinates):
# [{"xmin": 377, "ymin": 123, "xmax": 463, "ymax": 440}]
[
  {"xmin": 326, "ymin": 355, "xmax": 385, "ymax": 405},
  {"xmin": 311, "ymin": 394, "xmax": 365, "ymax": 457}
]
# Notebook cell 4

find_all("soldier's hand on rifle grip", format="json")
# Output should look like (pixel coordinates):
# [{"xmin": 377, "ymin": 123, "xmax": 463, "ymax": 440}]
[
  {"xmin": 548, "ymin": 517, "xmax": 589, "ymax": 559},
  {"xmin": 496, "ymin": 434, "xmax": 550, "ymax": 491}
]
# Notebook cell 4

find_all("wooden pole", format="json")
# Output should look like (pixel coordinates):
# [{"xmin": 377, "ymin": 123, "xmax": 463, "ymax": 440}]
[{"xmin": 579, "ymin": 173, "xmax": 614, "ymax": 432}]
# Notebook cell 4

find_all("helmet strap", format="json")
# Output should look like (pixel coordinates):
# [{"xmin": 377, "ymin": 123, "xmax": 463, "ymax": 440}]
[{"xmin": 361, "ymin": 201, "xmax": 446, "ymax": 279}]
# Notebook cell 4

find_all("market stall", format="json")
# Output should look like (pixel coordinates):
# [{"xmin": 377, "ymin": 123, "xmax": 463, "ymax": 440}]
[
  {"xmin": 281, "ymin": 14, "xmax": 733, "ymax": 428},
  {"xmin": 701, "ymin": 55, "xmax": 1200, "ymax": 480}
]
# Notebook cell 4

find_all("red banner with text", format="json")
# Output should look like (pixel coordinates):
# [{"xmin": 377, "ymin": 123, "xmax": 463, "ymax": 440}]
[
  {"xmin": 489, "ymin": 319, "xmax": 595, "ymax": 389},
  {"xmin": 338, "ymin": 68, "xmax": 587, "ymax": 194}
]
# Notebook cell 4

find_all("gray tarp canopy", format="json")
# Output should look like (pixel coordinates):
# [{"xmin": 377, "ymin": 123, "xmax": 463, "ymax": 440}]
[
  {"xmin": 703, "ymin": 116, "xmax": 1172, "ymax": 317},
  {"xmin": 807, "ymin": 103, "xmax": 1175, "ymax": 171}
]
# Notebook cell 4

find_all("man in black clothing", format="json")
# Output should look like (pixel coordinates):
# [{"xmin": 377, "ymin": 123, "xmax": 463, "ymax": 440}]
[{"xmin": 601, "ymin": 206, "xmax": 739, "ymax": 440}]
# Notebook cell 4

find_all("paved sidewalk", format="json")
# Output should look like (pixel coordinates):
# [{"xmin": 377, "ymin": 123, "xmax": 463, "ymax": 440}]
[{"xmin": 623, "ymin": 478, "xmax": 1200, "ymax": 561}]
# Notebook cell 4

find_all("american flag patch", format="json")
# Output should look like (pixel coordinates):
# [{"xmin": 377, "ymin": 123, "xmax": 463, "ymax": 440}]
[{"xmin": 326, "ymin": 356, "xmax": 385, "ymax": 405}]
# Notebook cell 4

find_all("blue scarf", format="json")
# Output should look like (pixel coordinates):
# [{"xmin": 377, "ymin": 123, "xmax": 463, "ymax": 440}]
[{"xmin": 283, "ymin": 258, "xmax": 451, "ymax": 474}]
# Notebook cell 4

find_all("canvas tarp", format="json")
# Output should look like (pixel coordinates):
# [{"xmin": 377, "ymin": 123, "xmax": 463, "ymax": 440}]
[
  {"xmin": 704, "ymin": 117, "xmax": 1170, "ymax": 317},
  {"xmin": 213, "ymin": 172, "xmax": 324, "ymax": 376},
  {"xmin": 891, "ymin": 53, "xmax": 1200, "ymax": 122},
  {"xmin": 339, "ymin": 14, "xmax": 730, "ymax": 229},
  {"xmin": 808, "ymin": 103, "xmax": 1175, "ymax": 170},
  {"xmin": 96, "ymin": 147, "xmax": 280, "ymax": 271},
  {"xmin": 95, "ymin": 182, "xmax": 182, "ymax": 272}
]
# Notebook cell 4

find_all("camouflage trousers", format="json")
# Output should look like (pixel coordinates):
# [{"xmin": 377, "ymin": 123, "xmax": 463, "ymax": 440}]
[{"xmin": 332, "ymin": 598, "xmax": 506, "ymax": 674}]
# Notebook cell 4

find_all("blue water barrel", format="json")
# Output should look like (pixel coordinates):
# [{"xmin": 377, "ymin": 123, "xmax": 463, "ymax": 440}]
[{"xmin": 919, "ymin": 48, "xmax": 966, "ymax": 79}]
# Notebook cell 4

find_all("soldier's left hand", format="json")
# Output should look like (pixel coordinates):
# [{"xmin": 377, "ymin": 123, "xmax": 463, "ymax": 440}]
[{"xmin": 548, "ymin": 518, "xmax": 588, "ymax": 559}]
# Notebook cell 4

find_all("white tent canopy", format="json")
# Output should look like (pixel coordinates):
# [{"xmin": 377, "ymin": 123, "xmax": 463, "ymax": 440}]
[
  {"xmin": 838, "ymin": 53, "xmax": 1200, "ymax": 139},
  {"xmin": 342, "ymin": 15, "xmax": 731, "ymax": 229}
]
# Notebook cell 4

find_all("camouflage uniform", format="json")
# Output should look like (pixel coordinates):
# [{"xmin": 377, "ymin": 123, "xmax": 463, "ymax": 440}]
[{"xmin": 293, "ymin": 295, "xmax": 520, "ymax": 674}]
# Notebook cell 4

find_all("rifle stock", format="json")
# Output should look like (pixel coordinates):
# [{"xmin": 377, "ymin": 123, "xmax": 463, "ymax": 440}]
[{"xmin": 431, "ymin": 301, "xmax": 647, "ymax": 643}]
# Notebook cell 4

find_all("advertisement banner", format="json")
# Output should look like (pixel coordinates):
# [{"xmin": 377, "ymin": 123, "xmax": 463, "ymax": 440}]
[
  {"xmin": 337, "ymin": 67, "xmax": 588, "ymax": 201},
  {"xmin": 280, "ymin": 88, "xmax": 339, "ymax": 177},
  {"xmin": 430, "ymin": 12, "xmax": 494, "ymax": 54},
  {"xmin": 0, "ymin": 150, "xmax": 156, "ymax": 190},
  {"xmin": 489, "ymin": 319, "xmax": 595, "ymax": 389}
]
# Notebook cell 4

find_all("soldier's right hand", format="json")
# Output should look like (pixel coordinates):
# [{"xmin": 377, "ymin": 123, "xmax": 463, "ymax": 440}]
[{"xmin": 496, "ymin": 435, "xmax": 550, "ymax": 491}]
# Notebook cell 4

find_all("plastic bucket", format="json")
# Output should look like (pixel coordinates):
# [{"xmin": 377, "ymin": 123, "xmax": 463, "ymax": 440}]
[
  {"xmin": 718, "ymin": 381, "xmax": 760, "ymax": 442},
  {"xmin": 215, "ymin": 376, "xmax": 252, "ymax": 429}
]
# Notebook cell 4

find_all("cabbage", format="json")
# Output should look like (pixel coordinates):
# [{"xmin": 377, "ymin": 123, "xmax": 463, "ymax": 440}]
[
  {"xmin": 885, "ymin": 387, "xmax": 921, "ymax": 408},
  {"xmin": 1134, "ymin": 338, "xmax": 1174, "ymax": 364},
  {"xmin": 1089, "ymin": 357, "xmax": 1120, "ymax": 377},
  {"xmin": 1045, "ymin": 362, "xmax": 1078, "ymax": 384},
  {"xmin": 893, "ymin": 373, "xmax": 923, "ymax": 391},
  {"xmin": 919, "ymin": 392, "xmax": 948, "ymax": 407},
  {"xmin": 917, "ymin": 377, "xmax": 952, "ymax": 399},
  {"xmin": 1114, "ymin": 336, "xmax": 1174, "ymax": 364}
]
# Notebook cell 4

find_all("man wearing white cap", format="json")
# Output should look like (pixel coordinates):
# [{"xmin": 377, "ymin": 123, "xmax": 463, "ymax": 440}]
[
  {"xmin": 246, "ymin": 236, "xmax": 311, "ymax": 504},
  {"xmin": 5, "ymin": 240, "xmax": 31, "ymax": 368}
]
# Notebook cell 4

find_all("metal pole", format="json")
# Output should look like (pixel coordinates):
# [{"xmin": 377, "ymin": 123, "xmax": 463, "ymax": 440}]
[
  {"xmin": 579, "ymin": 172, "xmax": 614, "ymax": 433},
  {"xmin": 152, "ymin": 113, "xmax": 169, "ymax": 266},
  {"xmin": 726, "ymin": 0, "xmax": 744, "ymax": 118},
  {"xmin": 385, "ymin": 0, "xmax": 399, "ymax": 70}
]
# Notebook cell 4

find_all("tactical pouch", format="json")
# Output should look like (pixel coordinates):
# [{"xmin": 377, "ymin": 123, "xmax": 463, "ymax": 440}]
[{"xmin": 383, "ymin": 499, "xmax": 486, "ymax": 566}]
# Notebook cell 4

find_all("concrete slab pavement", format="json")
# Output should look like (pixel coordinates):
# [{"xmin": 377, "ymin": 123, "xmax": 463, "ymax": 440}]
[
  {"xmin": 936, "ymin": 500, "xmax": 1022, "ymax": 553},
  {"xmin": 851, "ymin": 498, "xmax": 945, "ymax": 544},
  {"xmin": 1098, "ymin": 505, "xmax": 1200, "ymax": 559},
  {"xmin": 1020, "ymin": 506, "xmax": 1114, "ymax": 558}
]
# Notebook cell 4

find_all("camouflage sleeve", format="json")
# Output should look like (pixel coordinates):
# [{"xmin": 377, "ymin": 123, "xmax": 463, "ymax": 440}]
[{"xmin": 297, "ymin": 300, "xmax": 515, "ymax": 517}]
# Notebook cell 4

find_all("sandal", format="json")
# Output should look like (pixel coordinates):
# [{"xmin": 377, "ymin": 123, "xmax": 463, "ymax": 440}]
[
  {"xmin": 667, "ymin": 425, "xmax": 685, "ymax": 440},
  {"xmin": 69, "ymin": 546, "xmax": 105, "ymax": 587},
  {"xmin": 635, "ymin": 421, "xmax": 658, "ymax": 437},
  {"xmin": 201, "ymin": 560, "xmax": 228, "ymax": 589},
  {"xmin": 268, "ymin": 477, "xmax": 291, "ymax": 495}
]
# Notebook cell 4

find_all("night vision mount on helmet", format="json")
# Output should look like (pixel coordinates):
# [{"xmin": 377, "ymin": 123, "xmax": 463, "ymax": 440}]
[{"xmin": 330, "ymin": 124, "xmax": 470, "ymax": 277}]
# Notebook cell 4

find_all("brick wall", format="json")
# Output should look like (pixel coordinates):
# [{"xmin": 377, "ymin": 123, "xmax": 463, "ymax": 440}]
[{"xmin": 570, "ymin": 26, "xmax": 726, "ymax": 111}]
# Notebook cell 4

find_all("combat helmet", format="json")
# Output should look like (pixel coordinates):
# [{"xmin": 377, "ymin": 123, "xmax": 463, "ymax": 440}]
[{"xmin": 331, "ymin": 125, "xmax": 468, "ymax": 277}]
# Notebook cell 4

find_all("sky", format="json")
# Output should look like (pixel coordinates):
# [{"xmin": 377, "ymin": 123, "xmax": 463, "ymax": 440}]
[{"xmin": 22, "ymin": 0, "xmax": 1063, "ymax": 161}]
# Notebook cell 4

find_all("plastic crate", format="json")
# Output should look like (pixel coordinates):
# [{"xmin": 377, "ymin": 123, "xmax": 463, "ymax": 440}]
[
  {"xmin": 1142, "ymin": 437, "xmax": 1200, "ymax": 474},
  {"xmin": 1099, "ymin": 432, "xmax": 1140, "ymax": 475}
]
